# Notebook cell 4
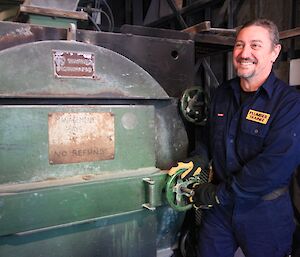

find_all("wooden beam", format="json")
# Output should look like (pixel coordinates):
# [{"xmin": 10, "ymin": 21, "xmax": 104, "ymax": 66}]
[
  {"xmin": 182, "ymin": 21, "xmax": 236, "ymax": 35},
  {"xmin": 182, "ymin": 21, "xmax": 211, "ymax": 33},
  {"xmin": 194, "ymin": 33, "xmax": 235, "ymax": 46},
  {"xmin": 175, "ymin": 0, "xmax": 183, "ymax": 9},
  {"xmin": 185, "ymin": 23, "xmax": 300, "ymax": 40},
  {"xmin": 0, "ymin": 7, "xmax": 19, "ymax": 21},
  {"xmin": 20, "ymin": 5, "xmax": 88, "ymax": 20},
  {"xmin": 279, "ymin": 27, "xmax": 300, "ymax": 40}
]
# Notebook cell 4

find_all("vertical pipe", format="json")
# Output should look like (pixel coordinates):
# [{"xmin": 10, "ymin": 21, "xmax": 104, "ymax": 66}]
[
  {"xmin": 226, "ymin": 0, "xmax": 234, "ymax": 80},
  {"xmin": 132, "ymin": 0, "xmax": 143, "ymax": 25},
  {"xmin": 289, "ymin": 0, "xmax": 296, "ymax": 59},
  {"xmin": 125, "ymin": 0, "xmax": 132, "ymax": 24}
]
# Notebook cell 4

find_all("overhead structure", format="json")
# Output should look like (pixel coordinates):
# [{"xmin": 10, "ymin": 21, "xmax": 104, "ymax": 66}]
[{"xmin": 20, "ymin": 0, "xmax": 88, "ymax": 28}]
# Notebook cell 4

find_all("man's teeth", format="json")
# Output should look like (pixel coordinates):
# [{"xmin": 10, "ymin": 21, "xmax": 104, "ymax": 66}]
[{"xmin": 240, "ymin": 61, "xmax": 255, "ymax": 65}]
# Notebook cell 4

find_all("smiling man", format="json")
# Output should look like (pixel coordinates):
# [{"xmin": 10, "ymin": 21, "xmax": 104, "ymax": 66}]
[
  {"xmin": 176, "ymin": 19, "xmax": 300, "ymax": 257},
  {"xmin": 194, "ymin": 19, "xmax": 300, "ymax": 257},
  {"xmin": 233, "ymin": 22, "xmax": 281, "ymax": 92}
]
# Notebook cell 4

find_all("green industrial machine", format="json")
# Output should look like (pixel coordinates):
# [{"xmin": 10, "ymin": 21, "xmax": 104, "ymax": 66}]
[{"xmin": 0, "ymin": 31, "xmax": 189, "ymax": 256}]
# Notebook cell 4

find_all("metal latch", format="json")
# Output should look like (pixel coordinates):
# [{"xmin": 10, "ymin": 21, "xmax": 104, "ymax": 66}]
[{"xmin": 142, "ymin": 177, "xmax": 156, "ymax": 211}]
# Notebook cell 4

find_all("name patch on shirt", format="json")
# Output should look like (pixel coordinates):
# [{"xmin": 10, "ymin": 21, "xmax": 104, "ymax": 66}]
[{"xmin": 246, "ymin": 109, "xmax": 270, "ymax": 124}]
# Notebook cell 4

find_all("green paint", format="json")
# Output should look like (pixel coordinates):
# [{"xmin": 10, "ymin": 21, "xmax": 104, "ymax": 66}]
[
  {"xmin": 0, "ymin": 171, "xmax": 167, "ymax": 236},
  {"xmin": 0, "ymin": 105, "xmax": 155, "ymax": 183},
  {"xmin": 28, "ymin": 15, "xmax": 78, "ymax": 28}
]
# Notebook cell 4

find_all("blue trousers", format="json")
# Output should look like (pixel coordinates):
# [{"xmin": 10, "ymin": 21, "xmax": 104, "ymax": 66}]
[{"xmin": 197, "ymin": 193, "xmax": 295, "ymax": 257}]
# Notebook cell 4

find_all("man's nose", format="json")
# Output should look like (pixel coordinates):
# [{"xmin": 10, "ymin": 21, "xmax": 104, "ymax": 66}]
[{"xmin": 239, "ymin": 45, "xmax": 252, "ymax": 58}]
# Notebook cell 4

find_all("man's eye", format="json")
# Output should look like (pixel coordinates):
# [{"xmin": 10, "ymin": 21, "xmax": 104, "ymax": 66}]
[
  {"xmin": 234, "ymin": 43, "xmax": 243, "ymax": 48},
  {"xmin": 251, "ymin": 43, "xmax": 261, "ymax": 49}
]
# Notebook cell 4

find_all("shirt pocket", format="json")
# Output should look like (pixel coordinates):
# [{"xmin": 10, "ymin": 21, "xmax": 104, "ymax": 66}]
[{"xmin": 237, "ymin": 121, "xmax": 270, "ymax": 162}]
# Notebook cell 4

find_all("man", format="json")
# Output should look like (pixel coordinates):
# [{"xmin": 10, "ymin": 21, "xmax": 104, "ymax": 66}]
[{"xmin": 172, "ymin": 19, "xmax": 300, "ymax": 257}]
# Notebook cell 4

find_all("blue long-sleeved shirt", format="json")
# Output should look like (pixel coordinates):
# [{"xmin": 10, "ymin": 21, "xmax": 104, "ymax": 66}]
[{"xmin": 209, "ymin": 72, "xmax": 300, "ymax": 204}]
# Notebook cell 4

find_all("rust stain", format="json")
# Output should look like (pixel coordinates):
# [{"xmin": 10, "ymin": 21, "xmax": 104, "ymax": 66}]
[
  {"xmin": 0, "ymin": 26, "xmax": 33, "ymax": 44},
  {"xmin": 82, "ymin": 174, "xmax": 95, "ymax": 180},
  {"xmin": 52, "ymin": 50, "xmax": 95, "ymax": 78}
]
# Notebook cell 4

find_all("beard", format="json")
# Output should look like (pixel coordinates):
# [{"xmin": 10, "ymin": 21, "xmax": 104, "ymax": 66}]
[
  {"xmin": 235, "ymin": 57, "xmax": 257, "ymax": 79},
  {"xmin": 236, "ymin": 68, "xmax": 255, "ymax": 79}
]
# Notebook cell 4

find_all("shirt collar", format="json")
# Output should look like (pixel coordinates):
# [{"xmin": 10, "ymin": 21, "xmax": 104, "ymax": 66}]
[
  {"xmin": 229, "ymin": 71, "xmax": 277, "ymax": 99},
  {"xmin": 258, "ymin": 71, "xmax": 276, "ymax": 98}
]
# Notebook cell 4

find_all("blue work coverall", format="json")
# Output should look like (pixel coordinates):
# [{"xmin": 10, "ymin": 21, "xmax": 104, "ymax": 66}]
[{"xmin": 197, "ymin": 72, "xmax": 300, "ymax": 257}]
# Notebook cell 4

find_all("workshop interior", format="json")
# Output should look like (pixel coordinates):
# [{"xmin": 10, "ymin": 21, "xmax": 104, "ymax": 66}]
[{"xmin": 0, "ymin": 0, "xmax": 299, "ymax": 257}]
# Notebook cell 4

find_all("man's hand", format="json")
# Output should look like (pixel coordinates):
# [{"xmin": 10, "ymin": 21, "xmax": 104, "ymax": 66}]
[{"xmin": 191, "ymin": 183, "xmax": 220, "ymax": 206}]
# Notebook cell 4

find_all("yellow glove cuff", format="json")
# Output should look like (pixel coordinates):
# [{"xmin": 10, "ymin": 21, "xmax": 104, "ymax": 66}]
[
  {"xmin": 168, "ymin": 161, "xmax": 193, "ymax": 176},
  {"xmin": 168, "ymin": 161, "xmax": 203, "ymax": 179},
  {"xmin": 181, "ymin": 166, "xmax": 202, "ymax": 179}
]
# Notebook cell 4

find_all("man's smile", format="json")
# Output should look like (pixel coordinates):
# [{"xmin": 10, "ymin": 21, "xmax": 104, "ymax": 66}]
[{"xmin": 237, "ymin": 58, "xmax": 257, "ymax": 66}]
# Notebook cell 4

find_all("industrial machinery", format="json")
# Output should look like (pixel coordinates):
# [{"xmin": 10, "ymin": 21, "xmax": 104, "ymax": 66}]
[
  {"xmin": 0, "ymin": 21, "xmax": 195, "ymax": 257},
  {"xmin": 1, "ymin": 1, "xmax": 300, "ymax": 257}
]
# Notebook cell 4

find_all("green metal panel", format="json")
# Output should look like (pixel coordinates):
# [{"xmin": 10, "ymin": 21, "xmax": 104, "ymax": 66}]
[
  {"xmin": 28, "ymin": 15, "xmax": 78, "ymax": 28},
  {"xmin": 0, "ymin": 41, "xmax": 169, "ymax": 99},
  {"xmin": 0, "ymin": 171, "xmax": 166, "ymax": 236},
  {"xmin": 0, "ymin": 105, "xmax": 155, "ymax": 183},
  {"xmin": 0, "ymin": 209, "xmax": 158, "ymax": 257},
  {"xmin": 0, "ymin": 207, "xmax": 183, "ymax": 257}
]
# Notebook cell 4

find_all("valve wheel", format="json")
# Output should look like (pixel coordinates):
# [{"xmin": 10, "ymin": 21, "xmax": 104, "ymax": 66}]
[
  {"xmin": 180, "ymin": 87, "xmax": 208, "ymax": 126},
  {"xmin": 165, "ymin": 169, "xmax": 193, "ymax": 212}
]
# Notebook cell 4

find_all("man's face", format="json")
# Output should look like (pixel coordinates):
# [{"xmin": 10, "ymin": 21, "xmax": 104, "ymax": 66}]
[{"xmin": 233, "ymin": 25, "xmax": 281, "ymax": 84}]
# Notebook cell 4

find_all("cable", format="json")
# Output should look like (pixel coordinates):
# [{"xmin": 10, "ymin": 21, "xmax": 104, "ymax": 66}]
[
  {"xmin": 100, "ymin": 10, "xmax": 112, "ymax": 32},
  {"xmin": 87, "ymin": 13, "xmax": 101, "ymax": 31},
  {"xmin": 102, "ymin": 0, "xmax": 115, "ymax": 32},
  {"xmin": 78, "ymin": 0, "xmax": 114, "ymax": 32},
  {"xmin": 87, "ymin": 9, "xmax": 112, "ymax": 32}
]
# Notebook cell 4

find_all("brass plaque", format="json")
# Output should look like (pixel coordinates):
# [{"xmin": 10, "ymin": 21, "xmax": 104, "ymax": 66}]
[
  {"xmin": 48, "ymin": 112, "xmax": 114, "ymax": 164},
  {"xmin": 52, "ymin": 50, "xmax": 95, "ymax": 78}
]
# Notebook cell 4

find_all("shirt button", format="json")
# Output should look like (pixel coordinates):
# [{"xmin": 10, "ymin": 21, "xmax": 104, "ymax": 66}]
[{"xmin": 254, "ymin": 129, "xmax": 259, "ymax": 134}]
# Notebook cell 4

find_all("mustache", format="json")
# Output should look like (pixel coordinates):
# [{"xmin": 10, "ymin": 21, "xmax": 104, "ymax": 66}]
[{"xmin": 237, "ymin": 57, "xmax": 257, "ymax": 63}]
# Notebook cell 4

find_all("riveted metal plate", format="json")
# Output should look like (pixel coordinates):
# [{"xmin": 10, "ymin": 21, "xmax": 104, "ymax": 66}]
[
  {"xmin": 48, "ymin": 112, "xmax": 114, "ymax": 164},
  {"xmin": 52, "ymin": 50, "xmax": 95, "ymax": 78}
]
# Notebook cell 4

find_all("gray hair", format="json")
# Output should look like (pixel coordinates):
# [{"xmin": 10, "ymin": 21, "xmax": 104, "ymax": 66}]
[{"xmin": 237, "ymin": 19, "xmax": 280, "ymax": 46}]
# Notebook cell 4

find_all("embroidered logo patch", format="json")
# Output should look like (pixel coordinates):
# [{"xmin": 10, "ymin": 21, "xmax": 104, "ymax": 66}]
[{"xmin": 246, "ymin": 109, "xmax": 270, "ymax": 124}]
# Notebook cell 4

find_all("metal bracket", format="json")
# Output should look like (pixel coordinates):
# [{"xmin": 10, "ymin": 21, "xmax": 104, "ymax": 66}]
[
  {"xmin": 142, "ymin": 177, "xmax": 156, "ymax": 211},
  {"xmin": 67, "ymin": 23, "xmax": 77, "ymax": 41}
]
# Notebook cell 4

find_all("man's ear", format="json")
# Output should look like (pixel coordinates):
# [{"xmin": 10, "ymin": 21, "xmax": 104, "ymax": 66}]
[{"xmin": 271, "ymin": 44, "xmax": 281, "ymax": 63}]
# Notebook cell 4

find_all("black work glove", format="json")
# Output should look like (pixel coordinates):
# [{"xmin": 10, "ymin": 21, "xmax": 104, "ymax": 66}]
[{"xmin": 192, "ymin": 183, "xmax": 220, "ymax": 207}]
